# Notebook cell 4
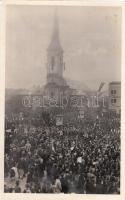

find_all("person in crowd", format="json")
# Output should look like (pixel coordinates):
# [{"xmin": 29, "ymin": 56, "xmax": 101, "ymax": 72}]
[{"xmin": 14, "ymin": 180, "xmax": 21, "ymax": 193}]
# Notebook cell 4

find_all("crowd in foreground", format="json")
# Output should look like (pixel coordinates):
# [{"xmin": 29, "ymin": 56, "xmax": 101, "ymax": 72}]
[{"xmin": 4, "ymin": 111, "xmax": 120, "ymax": 194}]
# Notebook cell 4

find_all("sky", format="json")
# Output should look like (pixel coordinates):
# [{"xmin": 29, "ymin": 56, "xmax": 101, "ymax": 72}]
[{"xmin": 6, "ymin": 5, "xmax": 121, "ymax": 90}]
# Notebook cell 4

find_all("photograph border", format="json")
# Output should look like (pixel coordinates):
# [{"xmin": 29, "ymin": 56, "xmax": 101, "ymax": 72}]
[{"xmin": 0, "ymin": 1, "xmax": 125, "ymax": 200}]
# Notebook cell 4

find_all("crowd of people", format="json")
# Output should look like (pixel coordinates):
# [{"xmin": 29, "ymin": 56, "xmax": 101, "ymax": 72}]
[{"xmin": 4, "ymin": 111, "xmax": 120, "ymax": 194}]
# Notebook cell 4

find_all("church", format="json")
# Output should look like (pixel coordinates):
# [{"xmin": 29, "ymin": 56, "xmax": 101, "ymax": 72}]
[{"xmin": 43, "ymin": 12, "xmax": 73, "ymax": 100}]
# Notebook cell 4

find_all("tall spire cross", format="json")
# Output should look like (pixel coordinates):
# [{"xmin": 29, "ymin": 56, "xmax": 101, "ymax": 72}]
[
  {"xmin": 52, "ymin": 9, "xmax": 59, "ymax": 42},
  {"xmin": 48, "ymin": 9, "xmax": 63, "ymax": 52}
]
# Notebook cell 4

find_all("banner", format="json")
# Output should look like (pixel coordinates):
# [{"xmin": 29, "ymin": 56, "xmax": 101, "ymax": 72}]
[
  {"xmin": 56, "ymin": 115, "xmax": 63, "ymax": 126},
  {"xmin": 78, "ymin": 110, "xmax": 84, "ymax": 119}
]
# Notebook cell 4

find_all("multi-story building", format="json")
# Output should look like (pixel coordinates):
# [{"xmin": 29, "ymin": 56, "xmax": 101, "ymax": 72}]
[{"xmin": 108, "ymin": 82, "xmax": 121, "ymax": 114}]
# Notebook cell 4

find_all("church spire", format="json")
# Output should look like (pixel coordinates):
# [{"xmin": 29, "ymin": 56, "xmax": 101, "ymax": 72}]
[{"xmin": 48, "ymin": 9, "xmax": 63, "ymax": 52}]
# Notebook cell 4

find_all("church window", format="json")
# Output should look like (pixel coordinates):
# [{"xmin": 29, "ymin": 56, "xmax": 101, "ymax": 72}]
[{"xmin": 51, "ymin": 56, "xmax": 55, "ymax": 71}]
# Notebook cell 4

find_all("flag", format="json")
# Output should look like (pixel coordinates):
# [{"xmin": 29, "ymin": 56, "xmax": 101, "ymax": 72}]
[
  {"xmin": 98, "ymin": 82, "xmax": 105, "ymax": 92},
  {"xmin": 51, "ymin": 139, "xmax": 55, "ymax": 152}
]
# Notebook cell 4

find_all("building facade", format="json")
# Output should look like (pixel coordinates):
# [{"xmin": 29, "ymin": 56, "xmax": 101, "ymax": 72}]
[{"xmin": 108, "ymin": 82, "xmax": 121, "ymax": 114}]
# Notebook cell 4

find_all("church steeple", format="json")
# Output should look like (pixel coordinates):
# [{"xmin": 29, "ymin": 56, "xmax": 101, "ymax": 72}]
[
  {"xmin": 44, "ymin": 9, "xmax": 69, "ymax": 99},
  {"xmin": 46, "ymin": 9, "xmax": 65, "ymax": 82},
  {"xmin": 48, "ymin": 10, "xmax": 63, "ymax": 52}
]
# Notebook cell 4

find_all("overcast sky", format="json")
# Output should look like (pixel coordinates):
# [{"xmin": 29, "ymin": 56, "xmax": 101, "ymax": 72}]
[{"xmin": 6, "ymin": 5, "xmax": 121, "ymax": 90}]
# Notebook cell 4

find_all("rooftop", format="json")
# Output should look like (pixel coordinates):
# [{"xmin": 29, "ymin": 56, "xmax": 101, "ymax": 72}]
[{"xmin": 109, "ymin": 81, "xmax": 121, "ymax": 85}]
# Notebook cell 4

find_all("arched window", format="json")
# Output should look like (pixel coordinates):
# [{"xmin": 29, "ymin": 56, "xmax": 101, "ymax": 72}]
[{"xmin": 51, "ymin": 56, "xmax": 55, "ymax": 71}]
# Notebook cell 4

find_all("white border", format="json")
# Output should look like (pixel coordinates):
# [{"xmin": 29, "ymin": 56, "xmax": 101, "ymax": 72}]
[{"xmin": 0, "ymin": 1, "xmax": 125, "ymax": 200}]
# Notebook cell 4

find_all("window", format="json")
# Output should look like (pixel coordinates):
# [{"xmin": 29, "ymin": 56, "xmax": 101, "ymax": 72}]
[
  {"xmin": 111, "ymin": 98, "xmax": 117, "ymax": 103},
  {"xmin": 111, "ymin": 90, "xmax": 116, "ymax": 95},
  {"xmin": 51, "ymin": 56, "xmax": 55, "ymax": 71}
]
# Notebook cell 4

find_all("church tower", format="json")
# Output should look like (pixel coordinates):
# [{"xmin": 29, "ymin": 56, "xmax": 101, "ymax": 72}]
[
  {"xmin": 44, "ymin": 10, "xmax": 71, "ymax": 99},
  {"xmin": 46, "ymin": 11, "xmax": 66, "ymax": 86}
]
